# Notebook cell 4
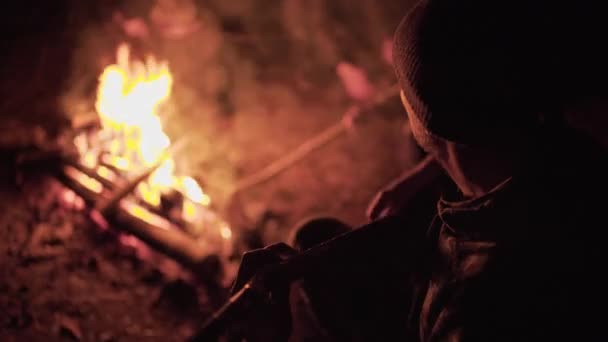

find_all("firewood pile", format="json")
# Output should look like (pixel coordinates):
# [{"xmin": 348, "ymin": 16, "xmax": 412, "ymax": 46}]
[
  {"xmin": 7, "ymin": 120, "xmax": 233, "ymax": 277},
  {"xmin": 56, "ymin": 144, "xmax": 233, "ymax": 273},
  {"xmin": 5, "ymin": 42, "xmax": 236, "ymax": 285}
]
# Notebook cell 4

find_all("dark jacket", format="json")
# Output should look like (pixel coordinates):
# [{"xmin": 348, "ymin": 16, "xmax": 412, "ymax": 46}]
[{"xmin": 303, "ymin": 125, "xmax": 608, "ymax": 341}]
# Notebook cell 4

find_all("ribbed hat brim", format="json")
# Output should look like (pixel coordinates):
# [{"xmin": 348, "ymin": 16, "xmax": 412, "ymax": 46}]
[{"xmin": 393, "ymin": 0, "xmax": 607, "ymax": 144}]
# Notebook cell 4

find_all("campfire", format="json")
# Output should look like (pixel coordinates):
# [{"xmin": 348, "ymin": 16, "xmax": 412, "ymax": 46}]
[{"xmin": 57, "ymin": 43, "xmax": 233, "ymax": 271}]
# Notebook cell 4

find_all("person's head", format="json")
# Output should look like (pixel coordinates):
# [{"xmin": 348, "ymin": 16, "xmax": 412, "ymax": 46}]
[
  {"xmin": 392, "ymin": 0, "xmax": 607, "ymax": 195},
  {"xmin": 400, "ymin": 87, "xmax": 527, "ymax": 197}
]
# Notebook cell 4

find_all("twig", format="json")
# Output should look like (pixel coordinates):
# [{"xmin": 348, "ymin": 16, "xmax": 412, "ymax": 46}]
[
  {"xmin": 65, "ymin": 159, "xmax": 120, "ymax": 190},
  {"xmin": 228, "ymin": 84, "xmax": 400, "ymax": 197},
  {"xmin": 58, "ymin": 166, "xmax": 213, "ymax": 268},
  {"xmin": 96, "ymin": 137, "xmax": 189, "ymax": 214},
  {"xmin": 111, "ymin": 201, "xmax": 212, "ymax": 268},
  {"xmin": 55, "ymin": 166, "xmax": 105, "ymax": 206},
  {"xmin": 95, "ymin": 161, "xmax": 164, "ymax": 214}
]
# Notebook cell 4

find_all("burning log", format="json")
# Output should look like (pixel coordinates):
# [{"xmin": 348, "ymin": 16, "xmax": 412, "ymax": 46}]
[
  {"xmin": 64, "ymin": 158, "xmax": 120, "ymax": 190},
  {"xmin": 57, "ymin": 165, "xmax": 105, "ymax": 205},
  {"xmin": 56, "ymin": 161, "xmax": 230, "ymax": 271},
  {"xmin": 112, "ymin": 201, "xmax": 213, "ymax": 269}
]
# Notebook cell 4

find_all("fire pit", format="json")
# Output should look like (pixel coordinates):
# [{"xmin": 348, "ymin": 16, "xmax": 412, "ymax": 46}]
[{"xmin": 56, "ymin": 43, "xmax": 233, "ymax": 272}]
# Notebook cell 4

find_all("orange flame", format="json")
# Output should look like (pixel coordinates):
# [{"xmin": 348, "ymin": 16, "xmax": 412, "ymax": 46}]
[
  {"xmin": 90, "ymin": 44, "xmax": 215, "ymax": 217},
  {"xmin": 96, "ymin": 44, "xmax": 172, "ymax": 168},
  {"xmin": 71, "ymin": 43, "xmax": 233, "ymax": 252}
]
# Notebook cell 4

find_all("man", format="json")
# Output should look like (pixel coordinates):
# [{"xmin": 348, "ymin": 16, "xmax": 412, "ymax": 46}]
[
  {"xmin": 388, "ymin": 1, "xmax": 608, "ymax": 340},
  {"xmin": 230, "ymin": 0, "xmax": 608, "ymax": 340},
  {"xmin": 392, "ymin": 2, "xmax": 608, "ymax": 339}
]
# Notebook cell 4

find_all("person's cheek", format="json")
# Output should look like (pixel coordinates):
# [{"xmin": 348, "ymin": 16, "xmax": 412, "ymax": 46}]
[{"xmin": 410, "ymin": 123, "xmax": 433, "ymax": 154}]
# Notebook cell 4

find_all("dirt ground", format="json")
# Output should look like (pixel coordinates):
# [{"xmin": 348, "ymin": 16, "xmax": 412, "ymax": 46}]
[{"xmin": 1, "ymin": 1, "xmax": 421, "ymax": 341}]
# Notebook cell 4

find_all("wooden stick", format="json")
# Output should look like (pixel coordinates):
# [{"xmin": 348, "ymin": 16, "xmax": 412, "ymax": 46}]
[
  {"xmin": 99, "ymin": 156, "xmax": 128, "ymax": 174},
  {"xmin": 65, "ymin": 159, "xmax": 120, "ymax": 190},
  {"xmin": 231, "ymin": 112, "xmax": 352, "ymax": 195},
  {"xmin": 55, "ymin": 166, "xmax": 106, "ymax": 206},
  {"xmin": 96, "ymin": 137, "xmax": 189, "ymax": 214},
  {"xmin": 189, "ymin": 214, "xmax": 404, "ymax": 341},
  {"xmin": 110, "ymin": 202, "xmax": 212, "ymax": 268},
  {"xmin": 228, "ymin": 85, "xmax": 400, "ymax": 197},
  {"xmin": 57, "ymin": 167, "xmax": 212, "ymax": 269},
  {"xmin": 95, "ymin": 162, "xmax": 163, "ymax": 214},
  {"xmin": 137, "ymin": 193, "xmax": 191, "ymax": 229},
  {"xmin": 53, "ymin": 135, "xmax": 219, "ymax": 271}
]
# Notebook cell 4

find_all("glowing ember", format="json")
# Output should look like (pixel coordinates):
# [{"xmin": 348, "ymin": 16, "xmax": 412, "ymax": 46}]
[
  {"xmin": 220, "ymin": 225, "xmax": 232, "ymax": 240},
  {"xmin": 122, "ymin": 201, "xmax": 172, "ymax": 229},
  {"xmin": 97, "ymin": 166, "xmax": 116, "ymax": 182},
  {"xmin": 71, "ymin": 43, "xmax": 233, "ymax": 247},
  {"xmin": 59, "ymin": 189, "xmax": 86, "ymax": 211}
]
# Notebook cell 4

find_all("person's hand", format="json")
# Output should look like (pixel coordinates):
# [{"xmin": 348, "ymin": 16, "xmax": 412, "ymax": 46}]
[
  {"xmin": 367, "ymin": 183, "xmax": 406, "ymax": 221},
  {"xmin": 228, "ymin": 243, "xmax": 298, "ymax": 342},
  {"xmin": 367, "ymin": 173, "xmax": 427, "ymax": 220},
  {"xmin": 367, "ymin": 155, "xmax": 441, "ymax": 220}
]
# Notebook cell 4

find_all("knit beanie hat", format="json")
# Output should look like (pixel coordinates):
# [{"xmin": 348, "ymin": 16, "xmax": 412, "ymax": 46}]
[{"xmin": 393, "ymin": 0, "xmax": 605, "ymax": 145}]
